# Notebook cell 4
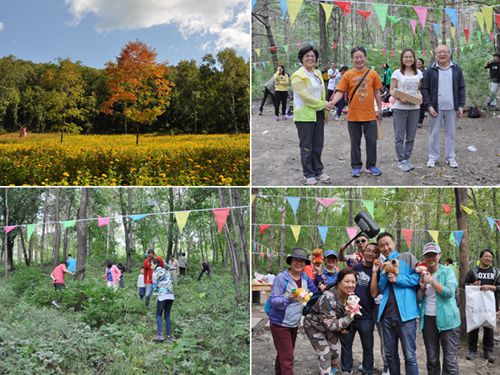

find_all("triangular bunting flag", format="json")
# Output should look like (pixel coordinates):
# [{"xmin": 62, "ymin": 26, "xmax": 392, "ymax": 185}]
[
  {"xmin": 252, "ymin": 0, "xmax": 256, "ymax": 11},
  {"xmin": 453, "ymin": 230, "xmax": 464, "ymax": 247},
  {"xmin": 433, "ymin": 23, "xmax": 440, "ymax": 37},
  {"xmin": 487, "ymin": 216, "xmax": 496, "ymax": 231},
  {"xmin": 280, "ymin": 0, "xmax": 288, "ymax": 18},
  {"xmin": 290, "ymin": 225, "xmax": 302, "ymax": 242},
  {"xmin": 409, "ymin": 19, "xmax": 417, "ymax": 35},
  {"xmin": 496, "ymin": 220, "xmax": 500, "ymax": 232},
  {"xmin": 175, "ymin": 211, "xmax": 190, "ymax": 233},
  {"xmin": 362, "ymin": 200, "xmax": 374, "ymax": 218},
  {"xmin": 461, "ymin": 205, "xmax": 473, "ymax": 215},
  {"xmin": 346, "ymin": 226, "xmax": 358, "ymax": 241},
  {"xmin": 259, "ymin": 224, "xmax": 271, "ymax": 235},
  {"xmin": 251, "ymin": 194, "xmax": 256, "ymax": 205},
  {"xmin": 255, "ymin": 48, "xmax": 261, "ymax": 58},
  {"xmin": 286, "ymin": 0, "xmax": 303, "ymax": 26},
  {"xmin": 318, "ymin": 226, "xmax": 329, "ymax": 244},
  {"xmin": 62, "ymin": 220, "xmax": 76, "ymax": 228},
  {"xmin": 129, "ymin": 214, "xmax": 148, "ymax": 221},
  {"xmin": 321, "ymin": 3, "xmax": 334, "ymax": 24},
  {"xmin": 496, "ymin": 14, "xmax": 500, "ymax": 30},
  {"xmin": 388, "ymin": 16, "xmax": 401, "ymax": 25},
  {"xmin": 441, "ymin": 204, "xmax": 452, "ymax": 214},
  {"xmin": 428, "ymin": 230, "xmax": 439, "ymax": 243},
  {"xmin": 464, "ymin": 28, "xmax": 470, "ymax": 43},
  {"xmin": 213, "ymin": 208, "xmax": 230, "ymax": 233},
  {"xmin": 414, "ymin": 6, "xmax": 427, "ymax": 29},
  {"xmin": 334, "ymin": 1, "xmax": 351, "ymax": 16},
  {"xmin": 402, "ymin": 229, "xmax": 414, "ymax": 249},
  {"xmin": 97, "ymin": 216, "xmax": 110, "ymax": 227},
  {"xmin": 316, "ymin": 197, "xmax": 337, "ymax": 208},
  {"xmin": 448, "ymin": 232, "xmax": 456, "ymax": 247},
  {"xmin": 373, "ymin": 4, "xmax": 388, "ymax": 30},
  {"xmin": 286, "ymin": 196, "xmax": 301, "ymax": 217},
  {"xmin": 444, "ymin": 8, "xmax": 458, "ymax": 27},
  {"xmin": 3, "ymin": 225, "xmax": 16, "ymax": 233},
  {"xmin": 482, "ymin": 6, "xmax": 493, "ymax": 33},
  {"xmin": 475, "ymin": 12, "xmax": 484, "ymax": 33},
  {"xmin": 357, "ymin": 10, "xmax": 372, "ymax": 20},
  {"xmin": 450, "ymin": 26, "xmax": 456, "ymax": 40},
  {"xmin": 27, "ymin": 224, "xmax": 36, "ymax": 241}
]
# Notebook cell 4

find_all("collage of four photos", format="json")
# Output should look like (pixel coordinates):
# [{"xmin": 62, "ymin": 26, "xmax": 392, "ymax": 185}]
[{"xmin": 0, "ymin": 0, "xmax": 499, "ymax": 374}]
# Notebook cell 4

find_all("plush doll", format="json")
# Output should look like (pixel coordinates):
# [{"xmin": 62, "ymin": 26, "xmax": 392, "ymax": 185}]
[
  {"xmin": 345, "ymin": 253, "xmax": 362, "ymax": 268},
  {"xmin": 346, "ymin": 294, "xmax": 362, "ymax": 318},
  {"xmin": 381, "ymin": 259, "xmax": 399, "ymax": 275},
  {"xmin": 290, "ymin": 288, "xmax": 313, "ymax": 306},
  {"xmin": 415, "ymin": 262, "xmax": 429, "ymax": 275},
  {"xmin": 312, "ymin": 248, "xmax": 324, "ymax": 266}
]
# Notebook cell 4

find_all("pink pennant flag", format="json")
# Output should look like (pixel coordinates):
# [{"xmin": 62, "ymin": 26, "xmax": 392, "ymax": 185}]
[
  {"xmin": 414, "ymin": 6, "xmax": 427, "ymax": 29},
  {"xmin": 409, "ymin": 19, "xmax": 417, "ymax": 35},
  {"xmin": 259, "ymin": 224, "xmax": 271, "ymax": 235},
  {"xmin": 334, "ymin": 1, "xmax": 351, "ymax": 16},
  {"xmin": 496, "ymin": 220, "xmax": 500, "ymax": 232},
  {"xmin": 3, "ymin": 225, "xmax": 16, "ymax": 233},
  {"xmin": 357, "ymin": 10, "xmax": 372, "ymax": 20},
  {"xmin": 464, "ymin": 28, "xmax": 470, "ymax": 43},
  {"xmin": 97, "ymin": 216, "xmax": 110, "ymax": 227},
  {"xmin": 490, "ymin": 33, "xmax": 495, "ymax": 43},
  {"xmin": 496, "ymin": 14, "xmax": 500, "ymax": 30},
  {"xmin": 316, "ymin": 198, "xmax": 337, "ymax": 208},
  {"xmin": 213, "ymin": 208, "xmax": 230, "ymax": 233},
  {"xmin": 346, "ymin": 226, "xmax": 358, "ymax": 241},
  {"xmin": 402, "ymin": 229, "xmax": 414, "ymax": 249}
]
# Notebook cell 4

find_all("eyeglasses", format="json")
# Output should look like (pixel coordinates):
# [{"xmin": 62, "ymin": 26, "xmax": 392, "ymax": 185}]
[{"xmin": 355, "ymin": 239, "xmax": 367, "ymax": 244}]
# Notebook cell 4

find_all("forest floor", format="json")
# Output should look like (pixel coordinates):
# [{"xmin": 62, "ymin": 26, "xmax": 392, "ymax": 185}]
[
  {"xmin": 252, "ymin": 303, "xmax": 500, "ymax": 374},
  {"xmin": 251, "ymin": 102, "xmax": 499, "ymax": 186}
]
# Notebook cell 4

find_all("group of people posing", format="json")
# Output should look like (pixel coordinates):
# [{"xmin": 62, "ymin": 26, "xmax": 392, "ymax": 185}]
[
  {"xmin": 259, "ymin": 44, "xmax": 478, "ymax": 184},
  {"xmin": 267, "ymin": 232, "xmax": 500, "ymax": 375}
]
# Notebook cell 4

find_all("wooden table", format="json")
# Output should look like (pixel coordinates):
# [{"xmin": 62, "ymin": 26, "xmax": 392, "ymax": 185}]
[{"xmin": 251, "ymin": 282, "xmax": 272, "ymax": 304}]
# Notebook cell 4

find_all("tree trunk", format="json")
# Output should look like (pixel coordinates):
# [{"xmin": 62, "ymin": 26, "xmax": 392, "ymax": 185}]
[
  {"xmin": 52, "ymin": 189, "xmax": 61, "ymax": 267},
  {"xmin": 120, "ymin": 189, "xmax": 134, "ymax": 271},
  {"xmin": 167, "ymin": 189, "xmax": 174, "ymax": 260},
  {"xmin": 75, "ymin": 188, "xmax": 89, "ymax": 280},
  {"xmin": 455, "ymin": 188, "xmax": 469, "ymax": 341},
  {"xmin": 19, "ymin": 229, "xmax": 30, "ymax": 266},
  {"xmin": 4, "ymin": 189, "xmax": 9, "ymax": 277},
  {"xmin": 40, "ymin": 192, "xmax": 49, "ymax": 268},
  {"xmin": 493, "ymin": 189, "xmax": 500, "ymax": 268}
]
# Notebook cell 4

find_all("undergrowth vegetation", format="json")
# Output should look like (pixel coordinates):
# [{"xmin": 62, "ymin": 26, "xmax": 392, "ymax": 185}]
[{"xmin": 0, "ymin": 265, "xmax": 249, "ymax": 374}]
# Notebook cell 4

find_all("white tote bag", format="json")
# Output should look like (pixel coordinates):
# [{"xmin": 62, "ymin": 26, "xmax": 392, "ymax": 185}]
[{"xmin": 465, "ymin": 285, "xmax": 497, "ymax": 333}]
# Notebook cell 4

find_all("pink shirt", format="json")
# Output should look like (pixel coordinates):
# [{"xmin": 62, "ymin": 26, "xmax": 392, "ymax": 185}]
[{"xmin": 51, "ymin": 264, "xmax": 68, "ymax": 284}]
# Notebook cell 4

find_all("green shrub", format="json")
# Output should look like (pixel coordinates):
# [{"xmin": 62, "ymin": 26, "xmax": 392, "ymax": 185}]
[{"xmin": 8, "ymin": 265, "xmax": 48, "ymax": 296}]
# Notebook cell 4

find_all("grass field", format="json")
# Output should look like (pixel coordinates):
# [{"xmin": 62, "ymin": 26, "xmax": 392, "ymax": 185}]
[{"xmin": 0, "ymin": 133, "xmax": 249, "ymax": 186}]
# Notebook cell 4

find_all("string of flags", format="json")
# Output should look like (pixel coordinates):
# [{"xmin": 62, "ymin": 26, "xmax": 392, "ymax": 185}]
[{"xmin": 2, "ymin": 205, "xmax": 249, "ymax": 239}]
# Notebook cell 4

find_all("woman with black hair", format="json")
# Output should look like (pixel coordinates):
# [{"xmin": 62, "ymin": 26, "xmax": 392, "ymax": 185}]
[
  {"xmin": 274, "ymin": 65, "xmax": 290, "ymax": 121},
  {"xmin": 151, "ymin": 258, "xmax": 175, "ymax": 342}
]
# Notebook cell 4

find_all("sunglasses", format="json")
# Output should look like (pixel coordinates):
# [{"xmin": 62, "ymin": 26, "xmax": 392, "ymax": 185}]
[{"xmin": 355, "ymin": 239, "xmax": 367, "ymax": 244}]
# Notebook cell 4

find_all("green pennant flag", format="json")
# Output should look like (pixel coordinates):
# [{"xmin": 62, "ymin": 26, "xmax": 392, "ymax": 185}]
[
  {"xmin": 283, "ymin": 45, "xmax": 289, "ymax": 55},
  {"xmin": 448, "ymin": 232, "xmax": 456, "ymax": 247},
  {"xmin": 63, "ymin": 220, "xmax": 76, "ymax": 228},
  {"xmin": 27, "ymin": 224, "xmax": 36, "ymax": 241},
  {"xmin": 373, "ymin": 4, "xmax": 389, "ymax": 30},
  {"xmin": 362, "ymin": 200, "xmax": 374, "ymax": 218},
  {"xmin": 477, "ymin": 30, "xmax": 482, "ymax": 44},
  {"xmin": 387, "ymin": 16, "xmax": 401, "ymax": 25}
]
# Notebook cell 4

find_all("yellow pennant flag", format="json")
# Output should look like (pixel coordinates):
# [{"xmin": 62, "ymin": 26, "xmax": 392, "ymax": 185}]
[
  {"xmin": 428, "ymin": 230, "xmax": 439, "ymax": 244},
  {"xmin": 475, "ymin": 11, "xmax": 484, "ymax": 33},
  {"xmin": 286, "ymin": 0, "xmax": 304, "ymax": 26},
  {"xmin": 251, "ymin": 194, "xmax": 256, "ymax": 205},
  {"xmin": 482, "ymin": 7, "xmax": 493, "ymax": 33},
  {"xmin": 450, "ymin": 26, "xmax": 456, "ymax": 40},
  {"xmin": 290, "ymin": 225, "xmax": 302, "ymax": 242},
  {"xmin": 255, "ymin": 48, "xmax": 261, "ymax": 58},
  {"xmin": 461, "ymin": 205, "xmax": 474, "ymax": 215},
  {"xmin": 320, "ymin": 3, "xmax": 334, "ymax": 24},
  {"xmin": 175, "ymin": 211, "xmax": 190, "ymax": 233}
]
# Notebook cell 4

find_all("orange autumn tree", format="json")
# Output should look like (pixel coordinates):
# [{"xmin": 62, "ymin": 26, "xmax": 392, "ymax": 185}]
[{"xmin": 102, "ymin": 40, "xmax": 174, "ymax": 145}]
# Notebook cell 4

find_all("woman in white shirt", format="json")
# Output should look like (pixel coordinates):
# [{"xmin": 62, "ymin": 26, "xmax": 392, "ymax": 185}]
[{"xmin": 390, "ymin": 48, "xmax": 423, "ymax": 172}]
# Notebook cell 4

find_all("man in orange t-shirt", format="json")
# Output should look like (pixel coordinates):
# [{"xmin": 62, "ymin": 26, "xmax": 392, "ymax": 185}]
[{"xmin": 329, "ymin": 46, "xmax": 383, "ymax": 177}]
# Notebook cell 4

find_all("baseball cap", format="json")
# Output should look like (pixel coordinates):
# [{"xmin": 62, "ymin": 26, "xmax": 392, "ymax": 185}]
[
  {"xmin": 324, "ymin": 250, "xmax": 338, "ymax": 258},
  {"xmin": 422, "ymin": 242, "xmax": 441, "ymax": 256}
]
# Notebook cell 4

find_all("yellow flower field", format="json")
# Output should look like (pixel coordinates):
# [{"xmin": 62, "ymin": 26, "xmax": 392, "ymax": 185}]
[{"xmin": 0, "ymin": 133, "xmax": 249, "ymax": 186}]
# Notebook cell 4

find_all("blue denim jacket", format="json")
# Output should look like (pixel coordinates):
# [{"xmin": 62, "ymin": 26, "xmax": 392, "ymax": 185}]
[{"xmin": 418, "ymin": 265, "xmax": 460, "ymax": 332}]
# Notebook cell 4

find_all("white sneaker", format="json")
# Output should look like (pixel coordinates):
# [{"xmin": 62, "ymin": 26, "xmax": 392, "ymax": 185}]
[
  {"xmin": 304, "ymin": 177, "xmax": 317, "ymax": 185},
  {"xmin": 446, "ymin": 158, "xmax": 458, "ymax": 168},
  {"xmin": 316, "ymin": 173, "xmax": 330, "ymax": 182},
  {"xmin": 52, "ymin": 300, "xmax": 61, "ymax": 308},
  {"xmin": 398, "ymin": 160, "xmax": 411, "ymax": 172},
  {"xmin": 382, "ymin": 371, "xmax": 390, "ymax": 375},
  {"xmin": 426, "ymin": 159, "xmax": 436, "ymax": 168}
]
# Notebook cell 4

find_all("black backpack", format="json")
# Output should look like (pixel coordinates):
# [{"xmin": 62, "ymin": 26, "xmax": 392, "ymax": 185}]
[{"xmin": 467, "ymin": 106, "xmax": 481, "ymax": 118}]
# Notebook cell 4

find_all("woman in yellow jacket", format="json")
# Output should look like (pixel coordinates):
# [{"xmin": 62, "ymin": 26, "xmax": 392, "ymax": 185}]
[
  {"xmin": 291, "ymin": 45, "xmax": 330, "ymax": 185},
  {"xmin": 274, "ymin": 65, "xmax": 290, "ymax": 121}
]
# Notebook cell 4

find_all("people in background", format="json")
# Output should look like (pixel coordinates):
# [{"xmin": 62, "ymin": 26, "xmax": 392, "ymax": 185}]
[
  {"xmin": 137, "ymin": 267, "xmax": 146, "ymax": 300},
  {"xmin": 274, "ymin": 65, "xmax": 290, "ymax": 121},
  {"xmin": 50, "ymin": 261, "xmax": 75, "ymax": 308}
]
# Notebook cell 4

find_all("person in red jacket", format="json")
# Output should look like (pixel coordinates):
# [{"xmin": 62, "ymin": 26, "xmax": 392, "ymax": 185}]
[
  {"xmin": 143, "ymin": 250, "xmax": 165, "ymax": 307},
  {"xmin": 50, "ymin": 261, "xmax": 75, "ymax": 308}
]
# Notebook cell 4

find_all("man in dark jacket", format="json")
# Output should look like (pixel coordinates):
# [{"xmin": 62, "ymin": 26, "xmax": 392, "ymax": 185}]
[
  {"xmin": 421, "ymin": 44, "xmax": 465, "ymax": 169},
  {"xmin": 485, "ymin": 53, "xmax": 500, "ymax": 108}
]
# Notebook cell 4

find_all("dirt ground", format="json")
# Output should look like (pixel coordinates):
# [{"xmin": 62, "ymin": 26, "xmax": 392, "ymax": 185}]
[
  {"xmin": 251, "ymin": 102, "xmax": 500, "ymax": 186},
  {"xmin": 252, "ymin": 303, "xmax": 500, "ymax": 375}
]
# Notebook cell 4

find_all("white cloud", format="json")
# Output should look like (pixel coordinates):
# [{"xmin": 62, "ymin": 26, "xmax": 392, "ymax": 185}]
[
  {"xmin": 64, "ymin": 0, "xmax": 249, "ymax": 52},
  {"xmin": 0, "ymin": 22, "xmax": 4, "ymax": 31}
]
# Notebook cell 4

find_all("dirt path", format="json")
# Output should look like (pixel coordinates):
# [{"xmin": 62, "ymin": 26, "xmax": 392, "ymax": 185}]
[
  {"xmin": 252, "ymin": 304, "xmax": 500, "ymax": 374},
  {"xmin": 251, "ymin": 103, "xmax": 500, "ymax": 186}
]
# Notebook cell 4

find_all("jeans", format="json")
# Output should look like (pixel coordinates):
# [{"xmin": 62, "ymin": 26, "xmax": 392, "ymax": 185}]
[
  {"xmin": 144, "ymin": 284, "xmax": 153, "ymax": 307},
  {"xmin": 156, "ymin": 299, "xmax": 174, "ymax": 337},
  {"xmin": 341, "ymin": 318, "xmax": 375, "ymax": 374},
  {"xmin": 275, "ymin": 91, "xmax": 288, "ymax": 116},
  {"xmin": 259, "ymin": 88, "xmax": 275, "ymax": 113},
  {"xmin": 382, "ymin": 317, "xmax": 418, "ymax": 375},
  {"xmin": 393, "ymin": 109, "xmax": 419, "ymax": 162},
  {"xmin": 270, "ymin": 323, "xmax": 298, "ymax": 375},
  {"xmin": 428, "ymin": 109, "xmax": 457, "ymax": 162},
  {"xmin": 347, "ymin": 120, "xmax": 377, "ymax": 169},
  {"xmin": 488, "ymin": 81, "xmax": 498, "ymax": 106},
  {"xmin": 422, "ymin": 316, "xmax": 460, "ymax": 375},
  {"xmin": 468, "ymin": 326, "xmax": 494, "ymax": 354},
  {"xmin": 295, "ymin": 111, "xmax": 325, "ymax": 178},
  {"xmin": 138, "ymin": 287, "xmax": 146, "ymax": 300}
]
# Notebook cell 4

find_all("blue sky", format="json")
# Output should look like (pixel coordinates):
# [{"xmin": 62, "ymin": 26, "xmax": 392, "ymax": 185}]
[{"xmin": 0, "ymin": 0, "xmax": 249, "ymax": 68}]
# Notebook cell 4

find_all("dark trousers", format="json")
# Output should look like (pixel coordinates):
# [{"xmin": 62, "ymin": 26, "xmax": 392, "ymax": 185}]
[
  {"xmin": 198, "ymin": 268, "xmax": 210, "ymax": 281},
  {"xmin": 336, "ymin": 96, "xmax": 347, "ymax": 117},
  {"xmin": 295, "ymin": 111, "xmax": 325, "ymax": 178},
  {"xmin": 382, "ymin": 317, "xmax": 418, "ymax": 375},
  {"xmin": 423, "ymin": 316, "xmax": 460, "ymax": 375},
  {"xmin": 138, "ymin": 287, "xmax": 146, "ymax": 300},
  {"xmin": 340, "ymin": 318, "xmax": 375, "ymax": 374},
  {"xmin": 347, "ymin": 120, "xmax": 377, "ymax": 169},
  {"xmin": 270, "ymin": 323, "xmax": 298, "ymax": 375},
  {"xmin": 326, "ymin": 89, "xmax": 334, "ymax": 102},
  {"xmin": 179, "ymin": 267, "xmax": 186, "ymax": 276},
  {"xmin": 156, "ymin": 299, "xmax": 174, "ymax": 337},
  {"xmin": 275, "ymin": 91, "xmax": 288, "ymax": 116},
  {"xmin": 418, "ymin": 103, "xmax": 426, "ymax": 124},
  {"xmin": 468, "ymin": 326, "xmax": 494, "ymax": 354},
  {"xmin": 53, "ymin": 283, "xmax": 65, "ymax": 303},
  {"xmin": 259, "ymin": 88, "xmax": 275, "ymax": 113}
]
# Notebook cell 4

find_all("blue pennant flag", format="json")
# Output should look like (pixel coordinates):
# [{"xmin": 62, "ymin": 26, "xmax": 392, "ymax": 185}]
[
  {"xmin": 286, "ymin": 196, "xmax": 301, "ymax": 217},
  {"xmin": 487, "ymin": 216, "xmax": 496, "ymax": 231},
  {"xmin": 129, "ymin": 214, "xmax": 148, "ymax": 221},
  {"xmin": 318, "ymin": 226, "xmax": 329, "ymax": 244},
  {"xmin": 280, "ymin": 0, "xmax": 288, "ymax": 18},
  {"xmin": 252, "ymin": 0, "xmax": 257, "ymax": 11},
  {"xmin": 444, "ymin": 8, "xmax": 458, "ymax": 27},
  {"xmin": 433, "ymin": 23, "xmax": 440, "ymax": 36},
  {"xmin": 453, "ymin": 230, "xmax": 464, "ymax": 247}
]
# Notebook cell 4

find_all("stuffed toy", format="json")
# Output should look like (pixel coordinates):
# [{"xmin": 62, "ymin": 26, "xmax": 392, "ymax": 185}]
[
  {"xmin": 381, "ymin": 259, "xmax": 399, "ymax": 275},
  {"xmin": 345, "ymin": 253, "xmax": 362, "ymax": 268},
  {"xmin": 290, "ymin": 288, "xmax": 313, "ymax": 306},
  {"xmin": 415, "ymin": 262, "xmax": 429, "ymax": 275},
  {"xmin": 346, "ymin": 294, "xmax": 362, "ymax": 318},
  {"xmin": 312, "ymin": 248, "xmax": 324, "ymax": 266}
]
